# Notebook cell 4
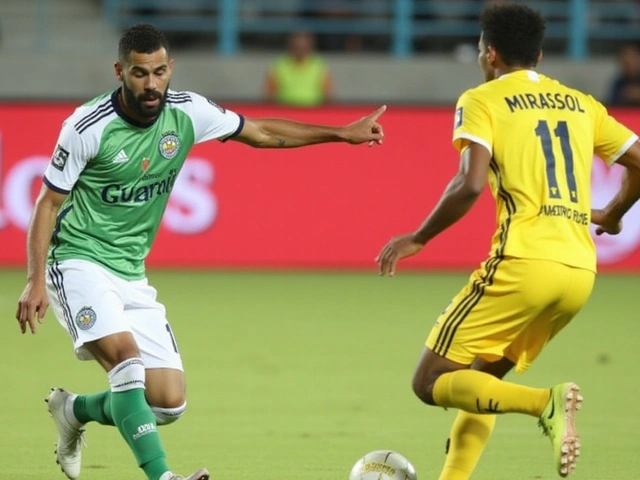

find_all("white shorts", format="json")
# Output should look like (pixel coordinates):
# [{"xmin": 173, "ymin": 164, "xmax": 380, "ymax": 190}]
[{"xmin": 46, "ymin": 259, "xmax": 183, "ymax": 371}]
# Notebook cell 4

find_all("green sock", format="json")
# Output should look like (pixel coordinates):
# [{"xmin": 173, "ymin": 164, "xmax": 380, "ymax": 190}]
[
  {"xmin": 73, "ymin": 390, "xmax": 115, "ymax": 426},
  {"xmin": 111, "ymin": 388, "xmax": 169, "ymax": 480}
]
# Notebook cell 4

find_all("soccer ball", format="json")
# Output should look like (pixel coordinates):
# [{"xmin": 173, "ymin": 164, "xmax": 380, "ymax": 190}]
[{"xmin": 349, "ymin": 450, "xmax": 417, "ymax": 480}]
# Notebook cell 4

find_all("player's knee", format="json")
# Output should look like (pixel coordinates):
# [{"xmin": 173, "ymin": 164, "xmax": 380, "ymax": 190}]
[
  {"xmin": 150, "ymin": 402, "xmax": 187, "ymax": 426},
  {"xmin": 411, "ymin": 372, "xmax": 438, "ymax": 406}
]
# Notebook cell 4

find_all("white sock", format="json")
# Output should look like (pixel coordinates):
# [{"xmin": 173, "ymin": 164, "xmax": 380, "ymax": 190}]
[{"xmin": 64, "ymin": 392, "xmax": 83, "ymax": 428}]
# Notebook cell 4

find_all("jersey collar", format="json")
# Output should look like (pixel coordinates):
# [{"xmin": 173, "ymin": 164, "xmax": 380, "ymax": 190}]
[
  {"xmin": 111, "ymin": 88, "xmax": 162, "ymax": 129},
  {"xmin": 498, "ymin": 70, "xmax": 540, "ymax": 82}
]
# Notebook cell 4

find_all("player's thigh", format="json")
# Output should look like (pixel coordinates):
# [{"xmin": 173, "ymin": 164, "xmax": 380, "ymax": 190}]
[
  {"xmin": 125, "ymin": 278, "xmax": 185, "ymax": 404},
  {"xmin": 505, "ymin": 266, "xmax": 595, "ymax": 372},
  {"xmin": 426, "ymin": 257, "xmax": 569, "ymax": 367},
  {"xmin": 46, "ymin": 259, "xmax": 132, "ymax": 361}
]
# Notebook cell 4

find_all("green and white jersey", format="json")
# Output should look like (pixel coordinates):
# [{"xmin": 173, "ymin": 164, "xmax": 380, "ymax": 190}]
[{"xmin": 44, "ymin": 88, "xmax": 244, "ymax": 280}]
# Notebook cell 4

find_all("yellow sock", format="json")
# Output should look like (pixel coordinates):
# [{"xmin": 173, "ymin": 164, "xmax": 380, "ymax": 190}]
[
  {"xmin": 438, "ymin": 411, "xmax": 496, "ymax": 480},
  {"xmin": 432, "ymin": 370, "xmax": 551, "ymax": 417}
]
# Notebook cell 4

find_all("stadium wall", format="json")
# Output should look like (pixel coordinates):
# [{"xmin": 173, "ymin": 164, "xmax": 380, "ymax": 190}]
[
  {"xmin": 0, "ymin": 53, "xmax": 622, "ymax": 104},
  {"xmin": 2, "ymin": 104, "xmax": 640, "ymax": 272}
]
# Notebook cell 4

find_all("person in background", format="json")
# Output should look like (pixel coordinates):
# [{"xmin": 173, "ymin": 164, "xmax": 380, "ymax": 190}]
[
  {"xmin": 608, "ymin": 43, "xmax": 640, "ymax": 107},
  {"xmin": 265, "ymin": 31, "xmax": 334, "ymax": 107}
]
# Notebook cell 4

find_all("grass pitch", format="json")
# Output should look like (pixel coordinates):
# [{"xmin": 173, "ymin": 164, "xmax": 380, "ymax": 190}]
[{"xmin": 0, "ymin": 269, "xmax": 638, "ymax": 479}]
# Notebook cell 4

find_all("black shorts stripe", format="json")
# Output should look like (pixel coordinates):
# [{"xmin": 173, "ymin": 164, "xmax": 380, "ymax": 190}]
[
  {"xmin": 439, "ymin": 256, "xmax": 505, "ymax": 356},
  {"xmin": 74, "ymin": 99, "xmax": 112, "ymax": 131},
  {"xmin": 76, "ymin": 108, "xmax": 115, "ymax": 134},
  {"xmin": 433, "ymin": 159, "xmax": 516, "ymax": 357},
  {"xmin": 432, "ymin": 255, "xmax": 500, "ymax": 356},
  {"xmin": 49, "ymin": 264, "xmax": 78, "ymax": 341}
]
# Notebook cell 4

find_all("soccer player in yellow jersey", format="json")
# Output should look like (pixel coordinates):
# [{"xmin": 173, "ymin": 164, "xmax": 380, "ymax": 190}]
[{"xmin": 377, "ymin": 4, "xmax": 640, "ymax": 479}]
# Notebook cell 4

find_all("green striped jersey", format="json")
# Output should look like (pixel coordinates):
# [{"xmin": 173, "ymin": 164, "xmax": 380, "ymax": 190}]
[{"xmin": 44, "ymin": 88, "xmax": 243, "ymax": 279}]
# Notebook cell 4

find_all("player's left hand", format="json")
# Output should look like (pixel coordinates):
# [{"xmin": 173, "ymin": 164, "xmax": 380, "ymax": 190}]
[
  {"xmin": 376, "ymin": 233, "xmax": 424, "ymax": 277},
  {"xmin": 590, "ymin": 208, "xmax": 623, "ymax": 236},
  {"xmin": 342, "ymin": 105, "xmax": 386, "ymax": 147}
]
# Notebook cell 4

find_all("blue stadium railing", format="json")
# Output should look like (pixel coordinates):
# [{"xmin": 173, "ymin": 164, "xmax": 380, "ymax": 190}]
[{"xmin": 103, "ymin": 0, "xmax": 640, "ymax": 59}]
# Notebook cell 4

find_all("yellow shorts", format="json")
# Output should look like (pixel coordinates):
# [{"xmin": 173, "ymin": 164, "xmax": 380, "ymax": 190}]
[{"xmin": 426, "ymin": 257, "xmax": 595, "ymax": 373}]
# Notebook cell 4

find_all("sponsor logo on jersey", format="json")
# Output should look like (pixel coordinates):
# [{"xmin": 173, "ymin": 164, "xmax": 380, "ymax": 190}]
[
  {"xmin": 101, "ymin": 168, "xmax": 179, "ymax": 204},
  {"xmin": 142, "ymin": 158, "xmax": 150, "ymax": 172},
  {"xmin": 112, "ymin": 149, "xmax": 130, "ymax": 164},
  {"xmin": 159, "ymin": 131, "xmax": 180, "ymax": 159},
  {"xmin": 51, "ymin": 144, "xmax": 69, "ymax": 171},
  {"xmin": 207, "ymin": 98, "xmax": 226, "ymax": 113},
  {"xmin": 75, "ymin": 306, "xmax": 97, "ymax": 330},
  {"xmin": 454, "ymin": 107, "xmax": 463, "ymax": 129}
]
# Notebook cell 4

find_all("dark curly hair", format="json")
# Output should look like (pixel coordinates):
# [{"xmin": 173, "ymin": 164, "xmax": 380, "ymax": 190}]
[
  {"xmin": 480, "ymin": 4, "xmax": 546, "ymax": 67},
  {"xmin": 118, "ymin": 23, "xmax": 169, "ymax": 61}
]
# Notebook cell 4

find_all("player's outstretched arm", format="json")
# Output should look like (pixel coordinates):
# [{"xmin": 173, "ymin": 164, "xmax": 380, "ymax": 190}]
[
  {"xmin": 592, "ymin": 140, "xmax": 640, "ymax": 235},
  {"xmin": 16, "ymin": 184, "xmax": 67, "ymax": 334},
  {"xmin": 376, "ymin": 142, "xmax": 489, "ymax": 277},
  {"xmin": 230, "ymin": 105, "xmax": 386, "ymax": 148}
]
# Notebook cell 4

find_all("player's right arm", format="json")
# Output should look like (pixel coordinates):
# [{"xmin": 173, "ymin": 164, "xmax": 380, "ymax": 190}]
[
  {"xmin": 16, "ymin": 117, "xmax": 90, "ymax": 334},
  {"xmin": 16, "ymin": 186, "xmax": 67, "ymax": 334}
]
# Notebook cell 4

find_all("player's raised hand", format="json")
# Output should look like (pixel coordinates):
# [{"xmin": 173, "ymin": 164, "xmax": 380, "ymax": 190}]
[
  {"xmin": 376, "ymin": 233, "xmax": 423, "ymax": 277},
  {"xmin": 16, "ymin": 280, "xmax": 49, "ymax": 334},
  {"xmin": 591, "ymin": 208, "xmax": 623, "ymax": 236},
  {"xmin": 342, "ymin": 105, "xmax": 386, "ymax": 147}
]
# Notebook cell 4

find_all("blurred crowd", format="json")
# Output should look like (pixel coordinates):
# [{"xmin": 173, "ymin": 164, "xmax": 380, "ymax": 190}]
[
  {"xmin": 132, "ymin": 0, "xmax": 640, "ymax": 54},
  {"xmin": 124, "ymin": 0, "xmax": 640, "ymax": 108}
]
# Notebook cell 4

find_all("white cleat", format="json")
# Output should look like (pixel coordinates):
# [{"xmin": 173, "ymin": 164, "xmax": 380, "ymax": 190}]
[
  {"xmin": 169, "ymin": 468, "xmax": 210, "ymax": 480},
  {"xmin": 45, "ymin": 388, "xmax": 86, "ymax": 479}
]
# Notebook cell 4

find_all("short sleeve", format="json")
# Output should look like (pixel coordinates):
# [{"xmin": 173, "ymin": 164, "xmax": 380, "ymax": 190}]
[
  {"xmin": 592, "ymin": 97, "xmax": 639, "ymax": 165},
  {"xmin": 452, "ymin": 90, "xmax": 493, "ymax": 155},
  {"xmin": 185, "ymin": 92, "xmax": 244, "ymax": 144},
  {"xmin": 43, "ymin": 120, "xmax": 90, "ymax": 194}
]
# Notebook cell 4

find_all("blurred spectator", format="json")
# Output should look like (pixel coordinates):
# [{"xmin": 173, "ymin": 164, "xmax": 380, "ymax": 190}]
[
  {"xmin": 608, "ymin": 43, "xmax": 640, "ymax": 106},
  {"xmin": 265, "ymin": 31, "xmax": 334, "ymax": 107},
  {"xmin": 302, "ymin": 0, "xmax": 365, "ymax": 52}
]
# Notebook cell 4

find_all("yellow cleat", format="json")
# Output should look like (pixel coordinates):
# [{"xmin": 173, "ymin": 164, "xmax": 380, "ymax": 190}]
[{"xmin": 538, "ymin": 383, "xmax": 583, "ymax": 477}]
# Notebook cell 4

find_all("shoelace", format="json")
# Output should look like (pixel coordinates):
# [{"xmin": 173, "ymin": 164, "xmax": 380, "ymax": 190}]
[{"xmin": 62, "ymin": 426, "xmax": 88, "ymax": 451}]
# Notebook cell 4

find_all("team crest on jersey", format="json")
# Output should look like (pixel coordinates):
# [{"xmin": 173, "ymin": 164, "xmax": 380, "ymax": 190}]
[
  {"xmin": 75, "ymin": 306, "xmax": 97, "ymax": 330},
  {"xmin": 51, "ymin": 144, "xmax": 69, "ymax": 171},
  {"xmin": 454, "ymin": 107, "xmax": 464, "ymax": 129},
  {"xmin": 158, "ymin": 131, "xmax": 180, "ymax": 159}
]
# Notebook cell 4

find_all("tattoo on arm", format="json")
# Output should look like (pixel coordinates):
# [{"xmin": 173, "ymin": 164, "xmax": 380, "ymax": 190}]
[{"xmin": 277, "ymin": 139, "xmax": 286, "ymax": 147}]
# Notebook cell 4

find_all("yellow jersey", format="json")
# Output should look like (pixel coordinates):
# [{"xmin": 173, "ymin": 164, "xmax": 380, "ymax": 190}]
[{"xmin": 453, "ymin": 70, "xmax": 638, "ymax": 272}]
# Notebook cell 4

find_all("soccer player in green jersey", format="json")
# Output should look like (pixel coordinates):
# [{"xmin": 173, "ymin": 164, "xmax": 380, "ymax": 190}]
[{"xmin": 15, "ymin": 24, "xmax": 386, "ymax": 480}]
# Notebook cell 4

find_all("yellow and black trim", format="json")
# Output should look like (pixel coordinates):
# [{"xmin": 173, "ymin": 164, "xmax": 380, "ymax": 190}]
[{"xmin": 432, "ymin": 159, "xmax": 516, "ymax": 357}]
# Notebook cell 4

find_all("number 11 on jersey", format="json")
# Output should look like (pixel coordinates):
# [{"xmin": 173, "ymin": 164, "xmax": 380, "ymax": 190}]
[{"xmin": 535, "ymin": 120, "xmax": 578, "ymax": 203}]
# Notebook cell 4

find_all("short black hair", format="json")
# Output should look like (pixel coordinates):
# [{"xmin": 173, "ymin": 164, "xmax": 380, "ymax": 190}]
[
  {"xmin": 118, "ymin": 23, "xmax": 169, "ymax": 61},
  {"xmin": 480, "ymin": 4, "xmax": 546, "ymax": 67}
]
